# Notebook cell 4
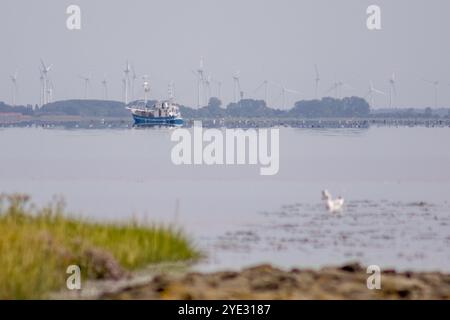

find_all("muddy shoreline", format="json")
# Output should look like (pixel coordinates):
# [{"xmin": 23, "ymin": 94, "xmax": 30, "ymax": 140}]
[{"xmin": 93, "ymin": 263, "xmax": 450, "ymax": 300}]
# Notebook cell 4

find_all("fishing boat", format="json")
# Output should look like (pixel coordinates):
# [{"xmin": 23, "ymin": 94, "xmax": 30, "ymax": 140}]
[
  {"xmin": 127, "ymin": 100, "xmax": 183, "ymax": 125},
  {"xmin": 126, "ymin": 77, "xmax": 183, "ymax": 125}
]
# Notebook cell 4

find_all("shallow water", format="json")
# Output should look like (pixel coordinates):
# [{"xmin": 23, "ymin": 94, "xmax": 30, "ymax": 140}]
[
  {"xmin": 198, "ymin": 200, "xmax": 450, "ymax": 272},
  {"xmin": 1, "ymin": 126, "xmax": 449, "ymax": 271}
]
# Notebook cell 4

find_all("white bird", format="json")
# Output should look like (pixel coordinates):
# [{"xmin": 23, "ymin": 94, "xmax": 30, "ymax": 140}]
[{"xmin": 322, "ymin": 190, "xmax": 344, "ymax": 213}]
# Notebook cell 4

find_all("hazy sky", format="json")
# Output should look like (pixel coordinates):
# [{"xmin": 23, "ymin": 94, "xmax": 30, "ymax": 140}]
[{"xmin": 1, "ymin": 0, "xmax": 449, "ymax": 108}]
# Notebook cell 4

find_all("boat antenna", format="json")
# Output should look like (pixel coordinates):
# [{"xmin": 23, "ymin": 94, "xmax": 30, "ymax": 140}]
[{"xmin": 168, "ymin": 81, "xmax": 175, "ymax": 101}]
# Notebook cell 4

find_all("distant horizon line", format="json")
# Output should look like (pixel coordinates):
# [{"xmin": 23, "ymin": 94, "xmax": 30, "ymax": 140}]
[{"xmin": 1, "ymin": 97, "xmax": 449, "ymax": 111}]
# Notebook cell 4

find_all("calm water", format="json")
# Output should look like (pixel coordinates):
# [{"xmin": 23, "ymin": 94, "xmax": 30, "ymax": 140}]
[{"xmin": 1, "ymin": 126, "xmax": 449, "ymax": 272}]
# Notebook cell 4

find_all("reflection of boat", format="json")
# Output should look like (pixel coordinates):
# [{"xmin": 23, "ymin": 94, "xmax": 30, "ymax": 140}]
[{"xmin": 126, "ymin": 100, "xmax": 183, "ymax": 125}]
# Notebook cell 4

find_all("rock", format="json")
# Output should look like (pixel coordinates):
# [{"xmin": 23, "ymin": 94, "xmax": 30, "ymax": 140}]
[
  {"xmin": 340, "ymin": 263, "xmax": 363, "ymax": 273},
  {"xmin": 219, "ymin": 271, "xmax": 239, "ymax": 281},
  {"xmin": 82, "ymin": 247, "xmax": 128, "ymax": 280},
  {"xmin": 100, "ymin": 263, "xmax": 450, "ymax": 300}
]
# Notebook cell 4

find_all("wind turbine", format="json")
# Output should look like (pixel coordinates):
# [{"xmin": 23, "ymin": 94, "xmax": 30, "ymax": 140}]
[
  {"xmin": 193, "ymin": 57, "xmax": 205, "ymax": 107},
  {"xmin": 273, "ymin": 83, "xmax": 301, "ymax": 109},
  {"xmin": 78, "ymin": 75, "xmax": 91, "ymax": 99},
  {"xmin": 365, "ymin": 81, "xmax": 385, "ymax": 108},
  {"xmin": 123, "ymin": 60, "xmax": 131, "ymax": 104},
  {"xmin": 388, "ymin": 73, "xmax": 397, "ymax": 108},
  {"xmin": 40, "ymin": 59, "xmax": 53, "ymax": 105},
  {"xmin": 325, "ymin": 82, "xmax": 339, "ymax": 98},
  {"xmin": 314, "ymin": 64, "xmax": 321, "ymax": 100},
  {"xmin": 101, "ymin": 77, "xmax": 108, "ymax": 100},
  {"xmin": 10, "ymin": 70, "xmax": 18, "ymax": 106},
  {"xmin": 325, "ymin": 80, "xmax": 353, "ymax": 99},
  {"xmin": 233, "ymin": 70, "xmax": 242, "ymax": 103},
  {"xmin": 280, "ymin": 87, "xmax": 301, "ymax": 109},
  {"xmin": 254, "ymin": 80, "xmax": 269, "ymax": 106},
  {"xmin": 422, "ymin": 78, "xmax": 439, "ymax": 108}
]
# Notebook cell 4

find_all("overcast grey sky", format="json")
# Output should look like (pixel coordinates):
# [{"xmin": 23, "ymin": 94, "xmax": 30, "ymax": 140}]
[{"xmin": 1, "ymin": 0, "xmax": 449, "ymax": 108}]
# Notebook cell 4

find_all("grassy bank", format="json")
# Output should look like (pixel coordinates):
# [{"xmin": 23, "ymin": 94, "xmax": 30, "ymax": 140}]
[{"xmin": 0, "ymin": 194, "xmax": 199, "ymax": 299}]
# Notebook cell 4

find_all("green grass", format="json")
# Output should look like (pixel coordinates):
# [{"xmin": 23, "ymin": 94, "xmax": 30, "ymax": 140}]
[{"xmin": 0, "ymin": 194, "xmax": 200, "ymax": 299}]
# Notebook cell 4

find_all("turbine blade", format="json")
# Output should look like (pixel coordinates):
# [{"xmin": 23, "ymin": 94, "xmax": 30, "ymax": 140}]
[
  {"xmin": 269, "ymin": 81, "xmax": 283, "ymax": 89},
  {"xmin": 254, "ymin": 81, "xmax": 267, "ymax": 93},
  {"xmin": 342, "ymin": 83, "xmax": 353, "ymax": 90},
  {"xmin": 285, "ymin": 88, "xmax": 301, "ymax": 94},
  {"xmin": 373, "ymin": 88, "xmax": 386, "ymax": 95},
  {"xmin": 40, "ymin": 59, "xmax": 47, "ymax": 70},
  {"xmin": 324, "ymin": 85, "xmax": 336, "ymax": 94},
  {"xmin": 421, "ymin": 78, "xmax": 433, "ymax": 84}
]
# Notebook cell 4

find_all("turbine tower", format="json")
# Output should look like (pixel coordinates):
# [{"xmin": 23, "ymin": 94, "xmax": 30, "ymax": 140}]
[
  {"xmin": 79, "ymin": 75, "xmax": 91, "ymax": 99},
  {"xmin": 10, "ymin": 70, "xmax": 18, "ymax": 106},
  {"xmin": 131, "ymin": 65, "xmax": 138, "ymax": 101},
  {"xmin": 46, "ymin": 80, "xmax": 54, "ymax": 104},
  {"xmin": 101, "ymin": 77, "xmax": 108, "ymax": 100},
  {"xmin": 40, "ymin": 59, "xmax": 53, "ymax": 105},
  {"xmin": 233, "ymin": 70, "xmax": 241, "ymax": 103},
  {"xmin": 194, "ymin": 57, "xmax": 205, "ymax": 107},
  {"xmin": 211, "ymin": 79, "xmax": 222, "ymax": 101},
  {"xmin": 122, "ymin": 78, "xmax": 127, "ymax": 103},
  {"xmin": 204, "ymin": 74, "xmax": 212, "ymax": 103},
  {"xmin": 123, "ymin": 60, "xmax": 131, "ymax": 104},
  {"xmin": 365, "ymin": 81, "xmax": 385, "ymax": 108},
  {"xmin": 388, "ymin": 73, "xmax": 397, "ymax": 108},
  {"xmin": 314, "ymin": 64, "xmax": 321, "ymax": 99},
  {"xmin": 422, "ymin": 78, "xmax": 439, "ymax": 108},
  {"xmin": 39, "ymin": 69, "xmax": 45, "ymax": 107}
]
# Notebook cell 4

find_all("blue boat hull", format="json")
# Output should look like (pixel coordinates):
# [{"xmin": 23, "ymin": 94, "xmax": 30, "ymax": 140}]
[{"xmin": 132, "ymin": 114, "xmax": 183, "ymax": 125}]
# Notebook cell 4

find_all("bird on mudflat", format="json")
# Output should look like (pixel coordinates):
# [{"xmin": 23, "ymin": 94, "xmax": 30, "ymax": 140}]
[{"xmin": 322, "ymin": 190, "xmax": 344, "ymax": 213}]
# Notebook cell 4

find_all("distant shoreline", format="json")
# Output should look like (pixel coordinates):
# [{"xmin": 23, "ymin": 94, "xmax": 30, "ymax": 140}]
[
  {"xmin": 1, "ymin": 115, "xmax": 450, "ymax": 129},
  {"xmin": 2, "ymin": 97, "xmax": 450, "ymax": 127}
]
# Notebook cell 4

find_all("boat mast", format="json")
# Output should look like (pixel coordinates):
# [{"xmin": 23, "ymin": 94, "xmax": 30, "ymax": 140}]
[
  {"xmin": 168, "ymin": 81, "xmax": 175, "ymax": 102},
  {"xmin": 142, "ymin": 75, "xmax": 150, "ymax": 106}
]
